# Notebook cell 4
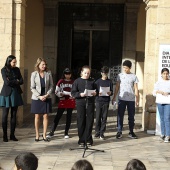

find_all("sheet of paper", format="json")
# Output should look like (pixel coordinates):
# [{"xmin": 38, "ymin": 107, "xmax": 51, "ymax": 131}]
[
  {"xmin": 99, "ymin": 86, "xmax": 110, "ymax": 96},
  {"xmin": 84, "ymin": 89, "xmax": 95, "ymax": 96},
  {"xmin": 63, "ymin": 91, "xmax": 71, "ymax": 96},
  {"xmin": 156, "ymin": 93, "xmax": 170, "ymax": 104}
]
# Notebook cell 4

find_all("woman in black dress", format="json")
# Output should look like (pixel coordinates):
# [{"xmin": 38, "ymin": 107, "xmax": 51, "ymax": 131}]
[
  {"xmin": 30, "ymin": 58, "xmax": 53, "ymax": 142},
  {"xmin": 0, "ymin": 55, "xmax": 24, "ymax": 142}
]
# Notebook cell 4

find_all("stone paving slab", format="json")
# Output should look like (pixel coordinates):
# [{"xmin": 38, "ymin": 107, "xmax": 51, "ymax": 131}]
[{"xmin": 0, "ymin": 106, "xmax": 170, "ymax": 170}]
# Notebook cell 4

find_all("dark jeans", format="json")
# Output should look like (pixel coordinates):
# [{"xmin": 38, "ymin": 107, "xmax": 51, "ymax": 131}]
[
  {"xmin": 76, "ymin": 100, "xmax": 94, "ymax": 144},
  {"xmin": 51, "ymin": 108, "xmax": 73, "ymax": 135},
  {"xmin": 157, "ymin": 104, "xmax": 170, "ymax": 136},
  {"xmin": 117, "ymin": 100, "xmax": 135, "ymax": 132},
  {"xmin": 2, "ymin": 106, "xmax": 18, "ymax": 137},
  {"xmin": 95, "ymin": 102, "xmax": 109, "ymax": 135}
]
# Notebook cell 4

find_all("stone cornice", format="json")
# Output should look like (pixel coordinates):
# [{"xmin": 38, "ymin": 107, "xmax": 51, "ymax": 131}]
[
  {"xmin": 13, "ymin": 0, "xmax": 27, "ymax": 7},
  {"xmin": 143, "ymin": 0, "xmax": 158, "ymax": 11}
]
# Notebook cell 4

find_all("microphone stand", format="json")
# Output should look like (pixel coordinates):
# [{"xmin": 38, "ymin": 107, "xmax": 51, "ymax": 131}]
[{"xmin": 70, "ymin": 86, "xmax": 104, "ymax": 157}]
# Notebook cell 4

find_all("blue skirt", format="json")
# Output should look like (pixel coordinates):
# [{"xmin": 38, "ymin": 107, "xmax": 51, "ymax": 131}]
[
  {"xmin": 31, "ymin": 98, "xmax": 52, "ymax": 114},
  {"xmin": 0, "ymin": 88, "xmax": 23, "ymax": 107}
]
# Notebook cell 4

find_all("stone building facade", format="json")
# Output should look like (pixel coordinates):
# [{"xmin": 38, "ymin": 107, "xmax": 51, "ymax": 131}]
[{"xmin": 0, "ymin": 0, "xmax": 168, "ymax": 130}]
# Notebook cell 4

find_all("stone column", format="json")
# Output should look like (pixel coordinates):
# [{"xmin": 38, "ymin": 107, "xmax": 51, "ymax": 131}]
[
  {"xmin": 123, "ymin": 2, "xmax": 141, "ymax": 73},
  {"xmin": 142, "ymin": 0, "xmax": 158, "ymax": 130},
  {"xmin": 13, "ymin": 0, "xmax": 26, "ymax": 125},
  {"xmin": 43, "ymin": 0, "xmax": 58, "ymax": 104}
]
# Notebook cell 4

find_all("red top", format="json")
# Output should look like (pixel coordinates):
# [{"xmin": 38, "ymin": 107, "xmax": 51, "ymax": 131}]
[{"xmin": 55, "ymin": 79, "xmax": 75, "ymax": 108}]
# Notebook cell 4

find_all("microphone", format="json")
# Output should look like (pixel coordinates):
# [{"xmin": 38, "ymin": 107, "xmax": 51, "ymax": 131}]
[{"xmin": 85, "ymin": 80, "xmax": 88, "ymax": 90}]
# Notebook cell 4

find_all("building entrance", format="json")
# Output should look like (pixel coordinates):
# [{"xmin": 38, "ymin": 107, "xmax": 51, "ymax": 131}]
[
  {"xmin": 57, "ymin": 3, "xmax": 124, "ymax": 79},
  {"xmin": 72, "ymin": 29, "xmax": 109, "ymax": 79}
]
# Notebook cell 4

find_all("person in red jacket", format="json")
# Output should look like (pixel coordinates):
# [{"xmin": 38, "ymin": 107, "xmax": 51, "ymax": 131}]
[{"xmin": 47, "ymin": 68, "xmax": 75, "ymax": 139}]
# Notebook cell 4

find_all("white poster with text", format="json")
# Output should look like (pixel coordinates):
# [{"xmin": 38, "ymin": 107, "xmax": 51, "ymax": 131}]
[{"xmin": 156, "ymin": 44, "xmax": 170, "ymax": 135}]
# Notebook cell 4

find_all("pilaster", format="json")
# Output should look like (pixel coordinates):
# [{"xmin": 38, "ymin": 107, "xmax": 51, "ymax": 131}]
[
  {"xmin": 143, "ymin": 0, "xmax": 158, "ymax": 130},
  {"xmin": 12, "ymin": 0, "xmax": 27, "ymax": 125},
  {"xmin": 43, "ymin": 0, "xmax": 58, "ymax": 104},
  {"xmin": 122, "ymin": 2, "xmax": 140, "ymax": 73},
  {"xmin": 43, "ymin": 0, "xmax": 58, "ymax": 80}
]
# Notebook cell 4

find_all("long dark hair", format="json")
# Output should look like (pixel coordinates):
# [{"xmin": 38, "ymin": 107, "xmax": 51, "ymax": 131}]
[
  {"xmin": 125, "ymin": 159, "xmax": 146, "ymax": 170},
  {"xmin": 5, "ymin": 55, "xmax": 16, "ymax": 69}
]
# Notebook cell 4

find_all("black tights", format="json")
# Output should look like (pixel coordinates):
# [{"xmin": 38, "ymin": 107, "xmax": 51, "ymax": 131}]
[{"xmin": 2, "ymin": 106, "xmax": 18, "ymax": 137}]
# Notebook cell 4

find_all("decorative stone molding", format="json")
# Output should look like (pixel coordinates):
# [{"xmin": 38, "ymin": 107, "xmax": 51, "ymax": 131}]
[
  {"xmin": 143, "ymin": 0, "xmax": 158, "ymax": 10},
  {"xmin": 13, "ymin": 0, "xmax": 27, "ymax": 7}
]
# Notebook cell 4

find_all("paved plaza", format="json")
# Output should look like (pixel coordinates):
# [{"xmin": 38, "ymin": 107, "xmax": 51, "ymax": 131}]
[{"xmin": 0, "ymin": 105, "xmax": 170, "ymax": 170}]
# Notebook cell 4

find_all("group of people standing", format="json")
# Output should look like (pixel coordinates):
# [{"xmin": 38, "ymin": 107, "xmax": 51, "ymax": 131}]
[{"xmin": 0, "ymin": 55, "xmax": 149, "ymax": 145}]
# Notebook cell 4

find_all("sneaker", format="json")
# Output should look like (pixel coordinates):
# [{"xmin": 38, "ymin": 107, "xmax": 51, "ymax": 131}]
[
  {"xmin": 159, "ymin": 135, "xmax": 165, "ymax": 141},
  {"xmin": 46, "ymin": 131, "xmax": 54, "ymax": 138},
  {"xmin": 164, "ymin": 136, "xmax": 170, "ymax": 143},
  {"xmin": 128, "ymin": 132, "xmax": 138, "ymax": 139},
  {"xmin": 116, "ymin": 132, "xmax": 122, "ymax": 139},
  {"xmin": 64, "ymin": 135, "xmax": 69, "ymax": 139},
  {"xmin": 94, "ymin": 133, "xmax": 100, "ymax": 138},
  {"xmin": 100, "ymin": 134, "xmax": 105, "ymax": 140}
]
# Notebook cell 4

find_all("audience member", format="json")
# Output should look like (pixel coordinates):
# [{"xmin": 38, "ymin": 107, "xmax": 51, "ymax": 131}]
[
  {"xmin": 14, "ymin": 152, "xmax": 38, "ymax": 170},
  {"xmin": 125, "ymin": 159, "xmax": 146, "ymax": 170},
  {"xmin": 71, "ymin": 159, "xmax": 93, "ymax": 170}
]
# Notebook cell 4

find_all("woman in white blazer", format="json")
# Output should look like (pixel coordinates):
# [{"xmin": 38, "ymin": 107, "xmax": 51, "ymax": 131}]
[{"xmin": 30, "ymin": 58, "xmax": 53, "ymax": 142}]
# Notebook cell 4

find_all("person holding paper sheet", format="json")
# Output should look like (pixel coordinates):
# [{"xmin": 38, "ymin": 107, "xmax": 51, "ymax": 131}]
[
  {"xmin": 112, "ymin": 60, "xmax": 139, "ymax": 139},
  {"xmin": 153, "ymin": 68, "xmax": 170, "ymax": 143},
  {"xmin": 71, "ymin": 65, "xmax": 96, "ymax": 146},
  {"xmin": 94, "ymin": 66, "xmax": 113, "ymax": 140},
  {"xmin": 47, "ymin": 68, "xmax": 75, "ymax": 139}
]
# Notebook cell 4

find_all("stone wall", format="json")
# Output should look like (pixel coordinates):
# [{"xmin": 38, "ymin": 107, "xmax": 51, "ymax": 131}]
[
  {"xmin": 0, "ymin": 0, "xmax": 26, "ymax": 125},
  {"xmin": 143, "ymin": 0, "xmax": 170, "ymax": 130},
  {"xmin": 25, "ymin": 0, "xmax": 44, "ymax": 104},
  {"xmin": 0, "ymin": 0, "xmax": 13, "ymax": 89}
]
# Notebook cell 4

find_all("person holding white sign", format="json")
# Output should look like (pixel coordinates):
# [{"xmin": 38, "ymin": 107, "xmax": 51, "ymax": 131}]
[
  {"xmin": 153, "ymin": 68, "xmax": 170, "ymax": 143},
  {"xmin": 71, "ymin": 65, "xmax": 96, "ymax": 146},
  {"xmin": 47, "ymin": 68, "xmax": 75, "ymax": 139},
  {"xmin": 94, "ymin": 66, "xmax": 113, "ymax": 140}
]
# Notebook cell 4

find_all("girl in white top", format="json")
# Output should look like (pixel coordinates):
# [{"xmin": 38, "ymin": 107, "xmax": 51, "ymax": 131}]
[{"xmin": 153, "ymin": 68, "xmax": 170, "ymax": 143}]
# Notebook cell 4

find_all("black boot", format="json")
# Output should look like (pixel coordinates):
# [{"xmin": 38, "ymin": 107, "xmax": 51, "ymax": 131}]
[
  {"xmin": 10, "ymin": 134, "xmax": 18, "ymax": 141},
  {"xmin": 3, "ymin": 133, "xmax": 8, "ymax": 142},
  {"xmin": 2, "ymin": 122, "xmax": 8, "ymax": 142},
  {"xmin": 10, "ymin": 106, "xmax": 18, "ymax": 141}
]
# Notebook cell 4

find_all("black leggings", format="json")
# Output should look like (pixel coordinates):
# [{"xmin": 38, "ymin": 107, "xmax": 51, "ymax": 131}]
[
  {"xmin": 2, "ymin": 106, "xmax": 18, "ymax": 136},
  {"xmin": 51, "ymin": 108, "xmax": 73, "ymax": 135}
]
